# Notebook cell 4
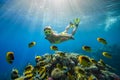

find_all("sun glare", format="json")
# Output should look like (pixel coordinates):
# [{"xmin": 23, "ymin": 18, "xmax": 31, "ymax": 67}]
[{"xmin": 0, "ymin": 0, "xmax": 103, "ymax": 30}]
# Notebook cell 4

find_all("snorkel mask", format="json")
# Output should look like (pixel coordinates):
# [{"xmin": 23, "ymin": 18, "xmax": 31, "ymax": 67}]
[{"xmin": 44, "ymin": 26, "xmax": 53, "ymax": 36}]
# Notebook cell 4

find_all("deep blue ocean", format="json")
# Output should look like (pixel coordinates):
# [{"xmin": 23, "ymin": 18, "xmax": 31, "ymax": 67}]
[{"xmin": 0, "ymin": 0, "xmax": 120, "ymax": 79}]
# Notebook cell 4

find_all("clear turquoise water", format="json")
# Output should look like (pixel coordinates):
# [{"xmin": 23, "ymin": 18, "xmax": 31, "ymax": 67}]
[{"xmin": 0, "ymin": 0, "xmax": 120, "ymax": 79}]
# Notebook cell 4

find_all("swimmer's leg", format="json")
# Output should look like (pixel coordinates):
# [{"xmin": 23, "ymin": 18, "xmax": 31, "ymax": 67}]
[
  {"xmin": 63, "ymin": 18, "xmax": 80, "ymax": 35},
  {"xmin": 71, "ymin": 26, "xmax": 78, "ymax": 35},
  {"xmin": 63, "ymin": 21, "xmax": 75, "ymax": 33},
  {"xmin": 63, "ymin": 24, "xmax": 71, "ymax": 33},
  {"xmin": 71, "ymin": 18, "xmax": 80, "ymax": 35}
]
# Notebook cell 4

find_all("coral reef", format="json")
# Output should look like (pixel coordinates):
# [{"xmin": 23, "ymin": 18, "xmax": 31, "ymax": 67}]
[{"xmin": 11, "ymin": 51, "xmax": 120, "ymax": 80}]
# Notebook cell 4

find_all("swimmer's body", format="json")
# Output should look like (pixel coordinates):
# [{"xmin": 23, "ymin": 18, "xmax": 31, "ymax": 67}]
[{"xmin": 44, "ymin": 18, "xmax": 80, "ymax": 44}]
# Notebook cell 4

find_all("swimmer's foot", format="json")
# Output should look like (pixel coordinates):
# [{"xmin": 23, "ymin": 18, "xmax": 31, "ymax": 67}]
[
  {"xmin": 74, "ymin": 18, "xmax": 80, "ymax": 27},
  {"xmin": 69, "ymin": 34, "xmax": 75, "ymax": 40},
  {"xmin": 70, "ymin": 36, "xmax": 75, "ymax": 40}
]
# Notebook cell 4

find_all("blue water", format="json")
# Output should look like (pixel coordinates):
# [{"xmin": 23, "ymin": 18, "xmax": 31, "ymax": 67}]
[{"xmin": 0, "ymin": 0, "xmax": 120, "ymax": 79}]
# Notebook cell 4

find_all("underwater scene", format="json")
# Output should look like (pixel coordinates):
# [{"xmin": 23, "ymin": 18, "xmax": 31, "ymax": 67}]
[{"xmin": 0, "ymin": 0, "xmax": 120, "ymax": 80}]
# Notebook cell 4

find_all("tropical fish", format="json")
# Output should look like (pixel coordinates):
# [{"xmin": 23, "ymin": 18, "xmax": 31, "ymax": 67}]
[
  {"xmin": 102, "ymin": 52, "xmax": 112, "ymax": 58},
  {"xmin": 12, "ymin": 69, "xmax": 18, "ymax": 74},
  {"xmin": 24, "ymin": 64, "xmax": 34, "ymax": 80},
  {"xmin": 24, "ymin": 64, "xmax": 34, "ymax": 72},
  {"xmin": 32, "ymin": 66, "xmax": 48, "ymax": 80},
  {"xmin": 14, "ymin": 77, "xmax": 25, "ymax": 80},
  {"xmin": 24, "ymin": 73, "xmax": 33, "ymax": 80},
  {"xmin": 11, "ymin": 69, "xmax": 19, "ymax": 80},
  {"xmin": 97, "ymin": 37, "xmax": 107, "ymax": 45},
  {"xmin": 38, "ymin": 67, "xmax": 48, "ymax": 79},
  {"xmin": 35, "ymin": 56, "xmax": 42, "ymax": 62},
  {"xmin": 28, "ymin": 41, "xmax": 36, "ymax": 48},
  {"xmin": 78, "ymin": 56, "xmax": 91, "ymax": 67},
  {"xmin": 82, "ymin": 46, "xmax": 91, "ymax": 52},
  {"xmin": 50, "ymin": 45, "xmax": 58, "ymax": 51},
  {"xmin": 6, "ymin": 52, "xmax": 14, "ymax": 64}
]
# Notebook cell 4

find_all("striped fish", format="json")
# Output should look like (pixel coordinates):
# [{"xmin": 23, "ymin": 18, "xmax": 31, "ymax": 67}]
[{"xmin": 38, "ymin": 67, "xmax": 48, "ymax": 80}]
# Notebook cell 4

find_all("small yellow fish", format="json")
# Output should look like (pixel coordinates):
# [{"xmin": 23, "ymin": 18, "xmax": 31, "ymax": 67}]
[
  {"xmin": 78, "ymin": 56, "xmax": 91, "ymax": 67},
  {"xmin": 14, "ymin": 77, "xmax": 25, "ymax": 80},
  {"xmin": 39, "ymin": 67, "xmax": 48, "ymax": 80},
  {"xmin": 50, "ymin": 45, "xmax": 58, "ymax": 51},
  {"xmin": 82, "ymin": 46, "xmax": 91, "ymax": 52},
  {"xmin": 24, "ymin": 73, "xmax": 33, "ymax": 80},
  {"xmin": 28, "ymin": 41, "xmax": 36, "ymax": 48},
  {"xmin": 102, "ymin": 52, "xmax": 112, "ymax": 58},
  {"xmin": 6, "ymin": 52, "xmax": 14, "ymax": 64},
  {"xmin": 12, "ymin": 69, "xmax": 18, "ymax": 74},
  {"xmin": 97, "ymin": 37, "xmax": 107, "ymax": 45},
  {"xmin": 24, "ymin": 64, "xmax": 34, "ymax": 72},
  {"xmin": 11, "ymin": 69, "xmax": 19, "ymax": 80},
  {"xmin": 23, "ymin": 64, "xmax": 34, "ymax": 80},
  {"xmin": 35, "ymin": 56, "xmax": 42, "ymax": 62}
]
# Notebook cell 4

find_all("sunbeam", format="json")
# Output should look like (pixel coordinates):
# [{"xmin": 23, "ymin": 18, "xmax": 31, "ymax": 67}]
[{"xmin": 0, "ymin": 0, "xmax": 119, "ymax": 31}]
